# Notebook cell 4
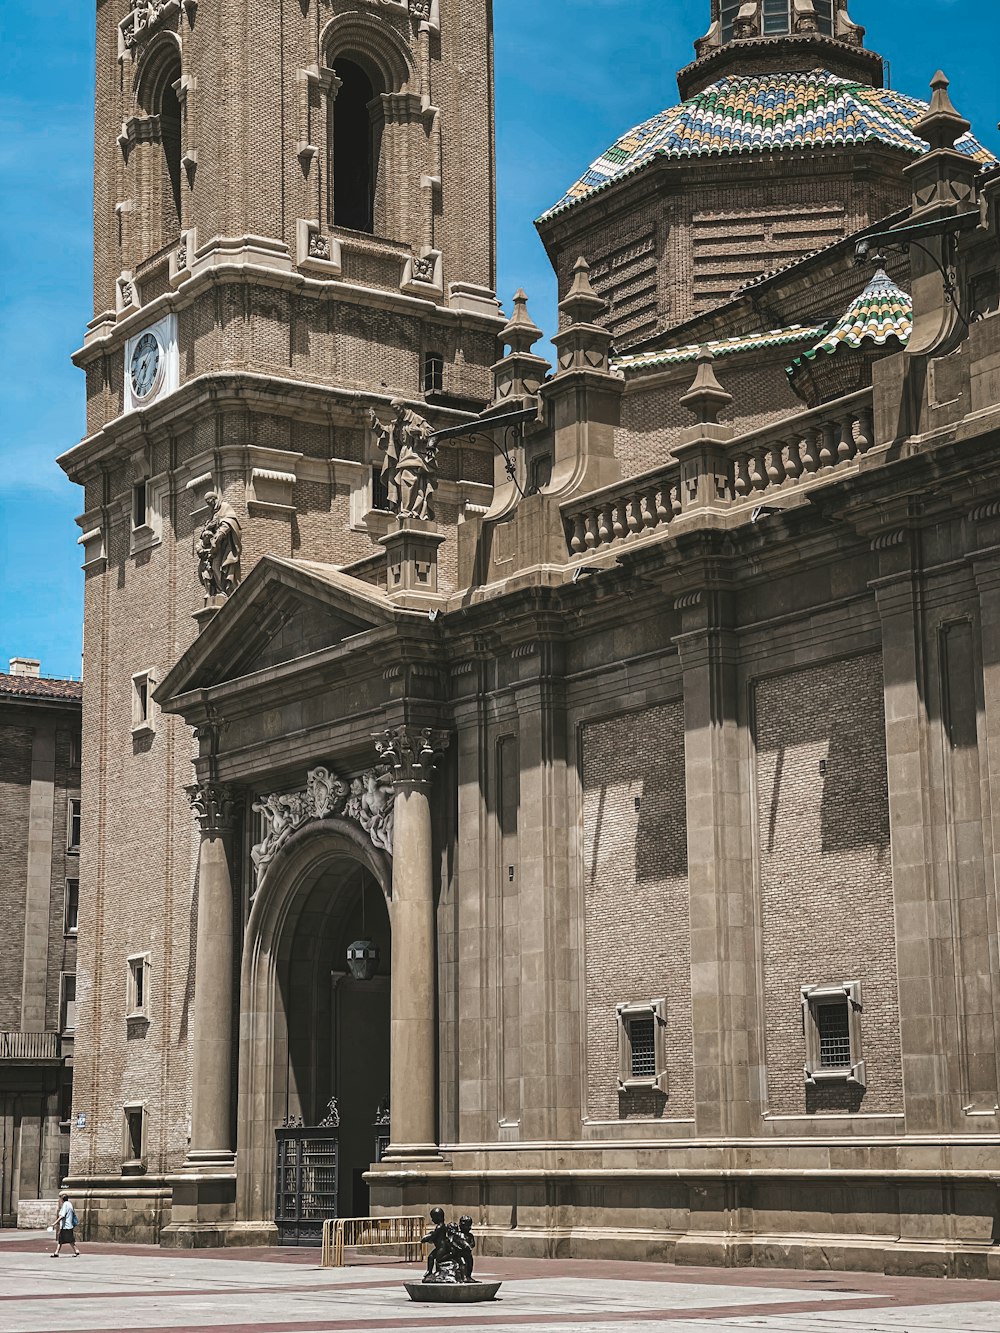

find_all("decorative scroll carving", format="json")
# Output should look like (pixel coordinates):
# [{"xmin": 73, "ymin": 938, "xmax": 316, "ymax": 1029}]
[
  {"xmin": 374, "ymin": 725, "xmax": 448, "ymax": 785},
  {"xmin": 189, "ymin": 782, "xmax": 236, "ymax": 833},
  {"xmin": 250, "ymin": 764, "xmax": 394, "ymax": 886},
  {"xmin": 121, "ymin": 0, "xmax": 182, "ymax": 51},
  {"xmin": 369, "ymin": 402, "xmax": 438, "ymax": 521}
]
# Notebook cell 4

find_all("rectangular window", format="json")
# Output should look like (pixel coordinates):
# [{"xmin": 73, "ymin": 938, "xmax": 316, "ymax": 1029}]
[
  {"xmin": 814, "ymin": 0, "xmax": 833, "ymax": 34},
  {"xmin": 802, "ymin": 981, "xmax": 865, "ymax": 1086},
  {"xmin": 423, "ymin": 351, "xmax": 444, "ymax": 395},
  {"xmin": 721, "ymin": 0, "xmax": 741, "ymax": 40},
  {"xmin": 68, "ymin": 798, "xmax": 82, "ymax": 853},
  {"xmin": 371, "ymin": 464, "xmax": 391, "ymax": 513},
  {"xmin": 969, "ymin": 270, "xmax": 999, "ymax": 320},
  {"xmin": 762, "ymin": 0, "xmax": 791, "ymax": 33},
  {"xmin": 616, "ymin": 999, "xmax": 668, "ymax": 1093},
  {"xmin": 68, "ymin": 733, "xmax": 81, "ymax": 770},
  {"xmin": 61, "ymin": 974, "xmax": 77, "ymax": 1032},
  {"xmin": 132, "ymin": 480, "xmax": 149, "ymax": 531},
  {"xmin": 127, "ymin": 954, "xmax": 150, "ymax": 1018},
  {"xmin": 123, "ymin": 1105, "xmax": 145, "ymax": 1164},
  {"xmin": 65, "ymin": 879, "xmax": 80, "ymax": 934},
  {"xmin": 131, "ymin": 668, "xmax": 156, "ymax": 734}
]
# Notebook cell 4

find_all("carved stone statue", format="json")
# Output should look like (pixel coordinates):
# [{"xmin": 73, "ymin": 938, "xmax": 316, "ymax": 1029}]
[
  {"xmin": 421, "ymin": 1209, "xmax": 477, "ymax": 1284},
  {"xmin": 196, "ymin": 491, "xmax": 242, "ymax": 598},
  {"xmin": 370, "ymin": 400, "xmax": 438, "ymax": 521}
]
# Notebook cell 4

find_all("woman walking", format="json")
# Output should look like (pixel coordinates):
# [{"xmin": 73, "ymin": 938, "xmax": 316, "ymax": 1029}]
[{"xmin": 51, "ymin": 1193, "xmax": 80, "ymax": 1257}]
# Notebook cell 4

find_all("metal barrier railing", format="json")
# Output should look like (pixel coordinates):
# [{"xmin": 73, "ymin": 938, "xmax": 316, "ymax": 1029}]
[{"xmin": 322, "ymin": 1214, "xmax": 426, "ymax": 1268}]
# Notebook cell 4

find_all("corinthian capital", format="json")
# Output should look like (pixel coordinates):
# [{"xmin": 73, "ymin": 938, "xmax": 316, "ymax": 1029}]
[
  {"xmin": 189, "ymin": 781, "xmax": 237, "ymax": 833},
  {"xmin": 374, "ymin": 726, "xmax": 449, "ymax": 786}
]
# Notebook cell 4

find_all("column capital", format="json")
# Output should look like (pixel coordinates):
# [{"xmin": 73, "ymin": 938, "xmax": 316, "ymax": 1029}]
[
  {"xmin": 374, "ymin": 726, "xmax": 449, "ymax": 786},
  {"xmin": 188, "ymin": 781, "xmax": 237, "ymax": 833}
]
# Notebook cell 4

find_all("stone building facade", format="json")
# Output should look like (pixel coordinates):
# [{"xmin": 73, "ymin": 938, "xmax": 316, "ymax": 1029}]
[
  {"xmin": 61, "ymin": 0, "xmax": 1000, "ymax": 1276},
  {"xmin": 0, "ymin": 661, "xmax": 82, "ymax": 1227}
]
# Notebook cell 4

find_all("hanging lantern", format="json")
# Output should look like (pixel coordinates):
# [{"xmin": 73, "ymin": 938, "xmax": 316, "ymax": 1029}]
[{"xmin": 347, "ymin": 938, "xmax": 380, "ymax": 981}]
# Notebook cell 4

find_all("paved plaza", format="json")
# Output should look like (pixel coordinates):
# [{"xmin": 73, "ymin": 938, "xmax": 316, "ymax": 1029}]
[{"xmin": 1, "ymin": 1232, "xmax": 999, "ymax": 1333}]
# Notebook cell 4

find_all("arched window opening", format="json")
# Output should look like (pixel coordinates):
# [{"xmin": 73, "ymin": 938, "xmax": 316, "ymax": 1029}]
[
  {"xmin": 332, "ymin": 58, "xmax": 383, "ymax": 234},
  {"xmin": 160, "ymin": 75, "xmax": 183, "ymax": 231}
]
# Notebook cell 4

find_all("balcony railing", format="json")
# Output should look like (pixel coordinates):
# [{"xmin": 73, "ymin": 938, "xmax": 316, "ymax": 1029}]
[
  {"xmin": 0, "ymin": 1031, "xmax": 61, "ymax": 1061},
  {"xmin": 561, "ymin": 389, "xmax": 875, "ymax": 557}
]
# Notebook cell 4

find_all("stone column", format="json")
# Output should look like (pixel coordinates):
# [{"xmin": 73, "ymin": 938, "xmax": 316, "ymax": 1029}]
[
  {"xmin": 375, "ymin": 726, "xmax": 448, "ymax": 1159},
  {"xmin": 186, "ymin": 782, "xmax": 237, "ymax": 1167}
]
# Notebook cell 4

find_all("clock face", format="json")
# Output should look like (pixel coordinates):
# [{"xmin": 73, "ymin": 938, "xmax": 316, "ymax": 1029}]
[{"xmin": 130, "ymin": 332, "xmax": 163, "ymax": 401}]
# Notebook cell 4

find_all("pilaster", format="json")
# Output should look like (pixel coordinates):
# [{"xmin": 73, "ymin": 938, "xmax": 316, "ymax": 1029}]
[{"xmin": 673, "ymin": 595, "xmax": 755, "ymax": 1138}]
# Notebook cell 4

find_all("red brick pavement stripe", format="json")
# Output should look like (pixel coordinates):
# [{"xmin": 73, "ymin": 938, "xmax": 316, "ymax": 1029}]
[
  {"xmin": 8, "ymin": 1294, "xmax": 906, "ymax": 1333},
  {"xmin": 0, "ymin": 1280, "xmax": 395, "ymax": 1303}
]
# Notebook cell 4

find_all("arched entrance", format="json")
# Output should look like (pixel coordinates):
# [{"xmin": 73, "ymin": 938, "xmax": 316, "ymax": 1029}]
[{"xmin": 236, "ymin": 821, "xmax": 392, "ymax": 1241}]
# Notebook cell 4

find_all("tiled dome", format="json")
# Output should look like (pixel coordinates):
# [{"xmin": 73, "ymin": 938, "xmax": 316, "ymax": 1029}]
[
  {"xmin": 540, "ymin": 70, "xmax": 995, "ymax": 220},
  {"xmin": 786, "ymin": 268, "xmax": 912, "ymax": 405}
]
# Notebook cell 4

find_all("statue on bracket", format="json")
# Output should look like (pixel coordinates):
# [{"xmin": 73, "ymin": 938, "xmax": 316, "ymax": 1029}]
[
  {"xmin": 196, "ymin": 491, "xmax": 242, "ymax": 598},
  {"xmin": 370, "ymin": 400, "xmax": 438, "ymax": 521}
]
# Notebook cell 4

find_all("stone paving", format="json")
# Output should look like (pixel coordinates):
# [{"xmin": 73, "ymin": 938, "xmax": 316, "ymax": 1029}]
[{"xmin": 1, "ymin": 1232, "xmax": 999, "ymax": 1333}]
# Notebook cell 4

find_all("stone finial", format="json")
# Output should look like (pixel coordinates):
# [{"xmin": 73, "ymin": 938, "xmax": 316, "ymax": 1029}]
[
  {"xmin": 500, "ymin": 289, "xmax": 543, "ymax": 355},
  {"xmin": 558, "ymin": 257, "xmax": 607, "ymax": 325},
  {"xmin": 914, "ymin": 72, "xmax": 971, "ymax": 152},
  {"xmin": 679, "ymin": 349, "xmax": 733, "ymax": 425}
]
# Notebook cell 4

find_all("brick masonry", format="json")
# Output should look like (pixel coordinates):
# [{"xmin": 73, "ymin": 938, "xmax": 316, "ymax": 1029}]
[
  {"xmin": 582, "ymin": 702, "xmax": 693, "ymax": 1123},
  {"xmin": 754, "ymin": 652, "xmax": 902, "ymax": 1118}
]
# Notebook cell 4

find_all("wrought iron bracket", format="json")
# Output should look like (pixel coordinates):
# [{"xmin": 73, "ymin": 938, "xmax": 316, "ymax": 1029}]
[
  {"xmin": 430, "ymin": 406, "xmax": 540, "ymax": 498},
  {"xmin": 854, "ymin": 210, "xmax": 981, "ymax": 328}
]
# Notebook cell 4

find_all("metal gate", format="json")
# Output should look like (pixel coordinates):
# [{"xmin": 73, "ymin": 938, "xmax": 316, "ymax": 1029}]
[{"xmin": 274, "ymin": 1126, "xmax": 339, "ymax": 1246}]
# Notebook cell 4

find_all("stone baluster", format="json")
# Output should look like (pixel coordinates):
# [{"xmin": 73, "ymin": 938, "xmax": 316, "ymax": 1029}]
[
  {"xmin": 800, "ymin": 427, "xmax": 821, "ymax": 473},
  {"xmin": 782, "ymin": 437, "xmax": 803, "ymax": 480},
  {"xmin": 611, "ymin": 500, "xmax": 626, "ymax": 541},
  {"xmin": 748, "ymin": 449, "xmax": 767, "ymax": 491},
  {"xmin": 855, "ymin": 405, "xmax": 874, "ymax": 454},
  {"xmin": 374, "ymin": 726, "xmax": 449, "ymax": 1159},
  {"xmin": 733, "ymin": 455, "xmax": 751, "ymax": 496},
  {"xmin": 765, "ymin": 442, "xmax": 784, "ymax": 486},
  {"xmin": 819, "ymin": 419, "xmax": 838, "ymax": 468},
  {"xmin": 569, "ymin": 514, "xmax": 586, "ymax": 553},
  {"xmin": 640, "ymin": 489, "xmax": 656, "ymax": 531},
  {"xmin": 186, "ymin": 782, "xmax": 237, "ymax": 1169},
  {"xmin": 584, "ymin": 509, "xmax": 599, "ymax": 549},
  {"xmin": 597, "ymin": 505, "xmax": 612, "ymax": 546},
  {"xmin": 838, "ymin": 412, "xmax": 858, "ymax": 461}
]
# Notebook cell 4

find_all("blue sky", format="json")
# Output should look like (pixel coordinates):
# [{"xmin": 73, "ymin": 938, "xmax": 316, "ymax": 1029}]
[{"xmin": 1, "ymin": 0, "xmax": 997, "ymax": 680}]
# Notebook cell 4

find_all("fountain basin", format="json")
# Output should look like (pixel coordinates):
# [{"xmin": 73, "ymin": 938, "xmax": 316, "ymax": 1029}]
[{"xmin": 404, "ymin": 1281, "xmax": 502, "ymax": 1303}]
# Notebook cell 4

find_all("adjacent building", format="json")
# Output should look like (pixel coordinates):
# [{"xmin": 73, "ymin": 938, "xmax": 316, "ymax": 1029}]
[
  {"xmin": 0, "ymin": 661, "xmax": 82, "ymax": 1227},
  {"xmin": 59, "ymin": 0, "xmax": 1000, "ymax": 1277}
]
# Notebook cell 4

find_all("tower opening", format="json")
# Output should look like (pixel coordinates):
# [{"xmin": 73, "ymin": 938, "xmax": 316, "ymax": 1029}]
[
  {"xmin": 160, "ymin": 75, "xmax": 182, "ymax": 230},
  {"xmin": 722, "ymin": 0, "xmax": 833, "ymax": 42},
  {"xmin": 332, "ymin": 59, "xmax": 384, "ymax": 234}
]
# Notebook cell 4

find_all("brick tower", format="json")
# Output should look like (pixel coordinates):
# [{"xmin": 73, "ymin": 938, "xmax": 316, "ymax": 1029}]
[{"xmin": 60, "ymin": 0, "xmax": 502, "ymax": 1243}]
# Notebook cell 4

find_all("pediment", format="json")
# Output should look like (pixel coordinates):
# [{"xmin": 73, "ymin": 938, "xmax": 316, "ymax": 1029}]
[{"xmin": 157, "ymin": 557, "xmax": 408, "ymax": 704}]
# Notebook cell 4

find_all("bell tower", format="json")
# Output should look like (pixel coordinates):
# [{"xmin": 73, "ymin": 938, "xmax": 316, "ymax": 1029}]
[
  {"xmin": 60, "ymin": 0, "xmax": 503, "ymax": 1244},
  {"xmin": 679, "ymin": 0, "xmax": 883, "ymax": 96}
]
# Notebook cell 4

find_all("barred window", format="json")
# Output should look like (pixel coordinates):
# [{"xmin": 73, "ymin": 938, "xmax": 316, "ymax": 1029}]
[
  {"xmin": 616, "ymin": 1000, "xmax": 667, "ymax": 1093},
  {"xmin": 801, "ymin": 982, "xmax": 865, "ymax": 1086},
  {"xmin": 817, "ymin": 1000, "xmax": 852, "ymax": 1068}
]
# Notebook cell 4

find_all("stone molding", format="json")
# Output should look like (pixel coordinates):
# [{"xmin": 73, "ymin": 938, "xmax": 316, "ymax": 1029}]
[
  {"xmin": 188, "ymin": 781, "xmax": 236, "ymax": 833},
  {"xmin": 374, "ymin": 725, "xmax": 449, "ymax": 785},
  {"xmin": 251, "ymin": 764, "xmax": 396, "ymax": 885}
]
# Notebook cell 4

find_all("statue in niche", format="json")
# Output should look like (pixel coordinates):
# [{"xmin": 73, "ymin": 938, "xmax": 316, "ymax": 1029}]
[
  {"xmin": 421, "ymin": 1209, "xmax": 477, "ymax": 1284},
  {"xmin": 370, "ymin": 400, "xmax": 438, "ymax": 521},
  {"xmin": 196, "ymin": 491, "xmax": 242, "ymax": 597}
]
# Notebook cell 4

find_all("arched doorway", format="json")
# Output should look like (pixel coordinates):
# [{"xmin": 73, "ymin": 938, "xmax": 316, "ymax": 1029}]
[{"xmin": 237, "ymin": 822, "xmax": 392, "ymax": 1242}]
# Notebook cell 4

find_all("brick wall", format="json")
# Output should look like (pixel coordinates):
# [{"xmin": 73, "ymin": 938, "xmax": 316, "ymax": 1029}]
[
  {"xmin": 754, "ymin": 652, "xmax": 902, "ymax": 1117},
  {"xmin": 581, "ymin": 701, "xmax": 692, "ymax": 1122}
]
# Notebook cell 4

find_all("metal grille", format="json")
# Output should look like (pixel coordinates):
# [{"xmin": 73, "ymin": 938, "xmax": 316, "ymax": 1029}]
[
  {"xmin": 817, "ymin": 1001, "xmax": 852, "ymax": 1068},
  {"xmin": 275, "ymin": 1128, "xmax": 339, "ymax": 1246},
  {"xmin": 628, "ymin": 1016, "xmax": 657, "ymax": 1079}
]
